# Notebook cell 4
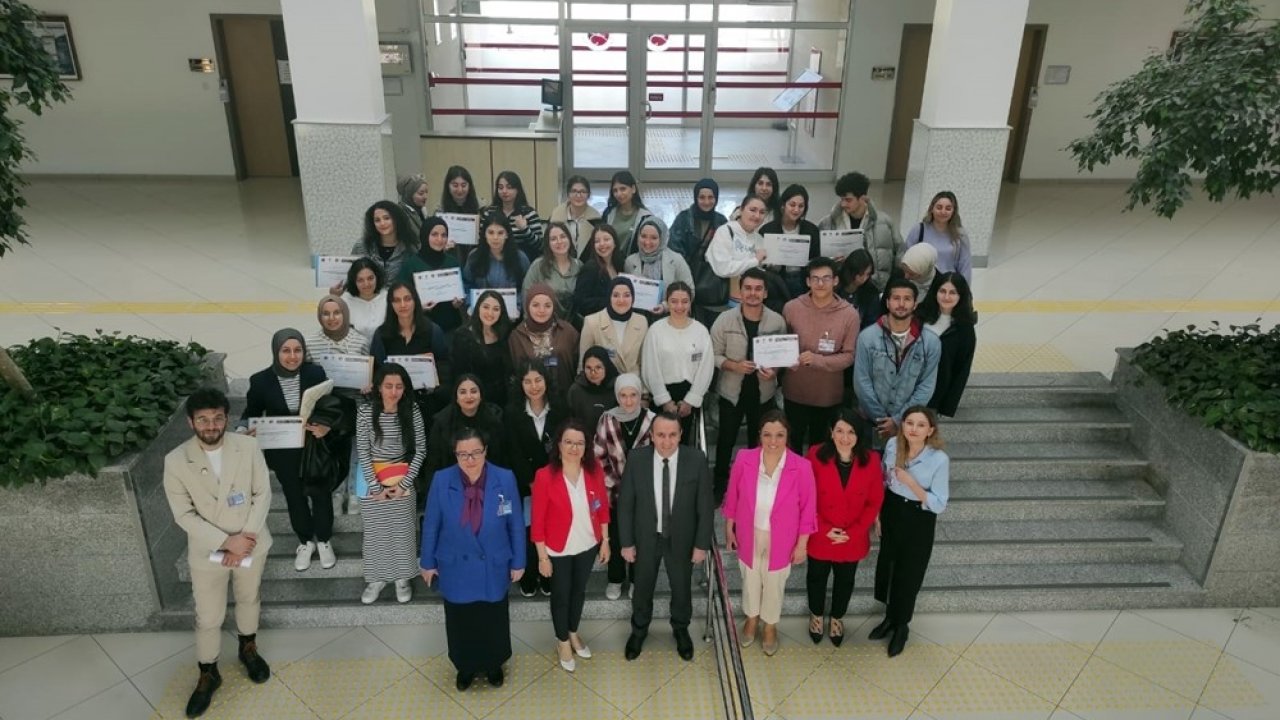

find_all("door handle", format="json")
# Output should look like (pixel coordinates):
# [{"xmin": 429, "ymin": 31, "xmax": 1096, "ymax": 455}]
[{"xmin": 644, "ymin": 100, "xmax": 653, "ymax": 119}]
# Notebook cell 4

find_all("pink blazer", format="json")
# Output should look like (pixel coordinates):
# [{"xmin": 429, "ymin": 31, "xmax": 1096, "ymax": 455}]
[{"xmin": 721, "ymin": 447, "xmax": 817, "ymax": 572}]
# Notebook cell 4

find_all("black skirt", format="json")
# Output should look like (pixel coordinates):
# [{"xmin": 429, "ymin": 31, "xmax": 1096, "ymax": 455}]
[{"xmin": 444, "ymin": 597, "xmax": 512, "ymax": 676}]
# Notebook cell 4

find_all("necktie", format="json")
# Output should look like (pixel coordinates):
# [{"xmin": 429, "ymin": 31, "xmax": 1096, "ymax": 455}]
[{"xmin": 661, "ymin": 458, "xmax": 671, "ymax": 539}]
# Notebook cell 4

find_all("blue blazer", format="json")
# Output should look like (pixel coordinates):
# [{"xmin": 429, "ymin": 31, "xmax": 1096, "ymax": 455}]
[{"xmin": 420, "ymin": 462, "xmax": 526, "ymax": 604}]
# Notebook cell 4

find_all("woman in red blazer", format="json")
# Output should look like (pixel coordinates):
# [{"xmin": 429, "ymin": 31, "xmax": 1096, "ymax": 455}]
[
  {"xmin": 805, "ymin": 408, "xmax": 884, "ymax": 646},
  {"xmin": 531, "ymin": 419, "xmax": 610, "ymax": 673}
]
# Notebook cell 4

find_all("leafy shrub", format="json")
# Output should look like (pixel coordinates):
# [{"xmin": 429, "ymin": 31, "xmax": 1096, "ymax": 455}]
[
  {"xmin": 1, "ymin": 331, "xmax": 209, "ymax": 486},
  {"xmin": 1132, "ymin": 321, "xmax": 1280, "ymax": 453}
]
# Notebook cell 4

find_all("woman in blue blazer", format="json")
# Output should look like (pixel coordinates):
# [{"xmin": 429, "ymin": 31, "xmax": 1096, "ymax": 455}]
[{"xmin": 420, "ymin": 426, "xmax": 526, "ymax": 692}]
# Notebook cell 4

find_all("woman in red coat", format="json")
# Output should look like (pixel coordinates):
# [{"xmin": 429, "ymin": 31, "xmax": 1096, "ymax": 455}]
[
  {"xmin": 531, "ymin": 419, "xmax": 610, "ymax": 673},
  {"xmin": 805, "ymin": 408, "xmax": 883, "ymax": 646}
]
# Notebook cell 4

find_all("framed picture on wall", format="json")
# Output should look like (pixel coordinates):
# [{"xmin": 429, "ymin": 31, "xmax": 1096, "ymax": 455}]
[{"xmin": 0, "ymin": 15, "xmax": 81, "ymax": 80}]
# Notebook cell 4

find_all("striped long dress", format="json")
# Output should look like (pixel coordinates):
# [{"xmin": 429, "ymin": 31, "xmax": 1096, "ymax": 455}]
[{"xmin": 356, "ymin": 403, "xmax": 426, "ymax": 583}]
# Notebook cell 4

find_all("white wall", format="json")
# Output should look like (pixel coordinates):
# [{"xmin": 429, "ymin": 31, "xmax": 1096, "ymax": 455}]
[{"xmin": 18, "ymin": 0, "xmax": 280, "ymax": 176}]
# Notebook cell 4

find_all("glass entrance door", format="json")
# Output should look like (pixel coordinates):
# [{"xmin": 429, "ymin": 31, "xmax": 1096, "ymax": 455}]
[
  {"xmin": 630, "ymin": 29, "xmax": 712, "ymax": 180},
  {"xmin": 570, "ymin": 30, "xmax": 630, "ymax": 170}
]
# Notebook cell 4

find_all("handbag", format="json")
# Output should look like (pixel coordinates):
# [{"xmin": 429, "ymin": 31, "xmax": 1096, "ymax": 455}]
[
  {"xmin": 691, "ymin": 226, "xmax": 730, "ymax": 307},
  {"xmin": 372, "ymin": 460, "xmax": 411, "ymax": 487},
  {"xmin": 300, "ymin": 434, "xmax": 342, "ymax": 493}
]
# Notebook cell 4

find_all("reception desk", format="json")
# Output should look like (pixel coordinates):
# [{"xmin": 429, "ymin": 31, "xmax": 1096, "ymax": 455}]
[{"xmin": 421, "ymin": 128, "xmax": 561, "ymax": 213}]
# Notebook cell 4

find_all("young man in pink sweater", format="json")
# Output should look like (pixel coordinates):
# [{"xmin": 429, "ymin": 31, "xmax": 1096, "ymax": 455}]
[{"xmin": 781, "ymin": 257, "xmax": 860, "ymax": 452}]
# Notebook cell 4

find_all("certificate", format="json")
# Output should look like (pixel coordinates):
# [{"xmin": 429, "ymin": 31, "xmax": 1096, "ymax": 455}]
[
  {"xmin": 620, "ymin": 273, "xmax": 663, "ymax": 310},
  {"xmin": 820, "ymin": 229, "xmax": 863, "ymax": 258},
  {"xmin": 386, "ymin": 355, "xmax": 440, "ymax": 390},
  {"xmin": 440, "ymin": 212, "xmax": 479, "ymax": 246},
  {"xmin": 470, "ymin": 288, "xmax": 520, "ymax": 319},
  {"xmin": 753, "ymin": 334, "xmax": 800, "ymax": 369},
  {"xmin": 312, "ymin": 353, "xmax": 373, "ymax": 390},
  {"xmin": 249, "ymin": 416, "xmax": 305, "ymax": 450},
  {"xmin": 208, "ymin": 551, "xmax": 254, "ymax": 569},
  {"xmin": 413, "ymin": 268, "xmax": 465, "ymax": 305},
  {"xmin": 763, "ymin": 233, "xmax": 812, "ymax": 267},
  {"xmin": 315, "ymin": 255, "xmax": 360, "ymax": 288}
]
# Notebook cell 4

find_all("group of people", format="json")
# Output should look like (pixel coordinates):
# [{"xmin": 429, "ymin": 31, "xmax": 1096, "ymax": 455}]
[{"xmin": 163, "ymin": 165, "xmax": 976, "ymax": 717}]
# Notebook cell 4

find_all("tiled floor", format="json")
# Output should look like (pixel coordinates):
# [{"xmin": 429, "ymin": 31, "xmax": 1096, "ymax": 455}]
[
  {"xmin": 3, "ymin": 609, "xmax": 1280, "ymax": 720},
  {"xmin": 2, "ymin": 177, "xmax": 1277, "ymax": 380}
]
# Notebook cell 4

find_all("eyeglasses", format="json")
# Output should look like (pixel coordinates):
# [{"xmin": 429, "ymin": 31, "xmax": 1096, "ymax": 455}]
[
  {"xmin": 569, "ymin": 189, "xmax": 589, "ymax": 196},
  {"xmin": 808, "ymin": 275, "xmax": 835, "ymax": 285},
  {"xmin": 560, "ymin": 440, "xmax": 586, "ymax": 448},
  {"xmin": 455, "ymin": 449, "xmax": 487, "ymax": 461},
  {"xmin": 193, "ymin": 416, "xmax": 226, "ymax": 427}
]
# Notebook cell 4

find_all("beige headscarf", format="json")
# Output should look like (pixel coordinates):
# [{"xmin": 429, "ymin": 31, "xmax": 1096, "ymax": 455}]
[{"xmin": 317, "ymin": 294, "xmax": 352, "ymax": 341}]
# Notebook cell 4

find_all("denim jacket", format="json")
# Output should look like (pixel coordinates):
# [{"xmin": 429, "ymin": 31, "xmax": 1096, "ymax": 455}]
[{"xmin": 853, "ymin": 318, "xmax": 941, "ymax": 424}]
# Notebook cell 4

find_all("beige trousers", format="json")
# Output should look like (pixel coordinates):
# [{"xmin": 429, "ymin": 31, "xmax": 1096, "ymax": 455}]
[
  {"xmin": 190, "ymin": 553, "xmax": 267, "ymax": 663},
  {"xmin": 739, "ymin": 528, "xmax": 791, "ymax": 625}
]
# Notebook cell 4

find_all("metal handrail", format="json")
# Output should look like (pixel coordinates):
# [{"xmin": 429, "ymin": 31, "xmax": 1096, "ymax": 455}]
[{"xmin": 696, "ymin": 410, "xmax": 754, "ymax": 720}]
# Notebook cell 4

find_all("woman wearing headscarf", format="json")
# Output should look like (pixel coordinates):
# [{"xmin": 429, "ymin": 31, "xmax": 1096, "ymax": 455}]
[
  {"xmin": 669, "ymin": 178, "xmax": 728, "ymax": 266},
  {"xmin": 578, "ymin": 276, "xmax": 648, "ymax": 377},
  {"xmin": 592, "ymin": 373, "xmax": 654, "ymax": 600},
  {"xmin": 400, "ymin": 216, "xmax": 466, "ymax": 335},
  {"xmin": 567, "ymin": 346, "xmax": 618, "ymax": 432},
  {"xmin": 623, "ymin": 216, "xmax": 694, "ymax": 319},
  {"xmin": 509, "ymin": 284, "xmax": 580, "ymax": 404},
  {"xmin": 307, "ymin": 295, "xmax": 370, "ymax": 359},
  {"xmin": 896, "ymin": 243, "xmax": 938, "ymax": 300},
  {"xmin": 356, "ymin": 363, "xmax": 427, "ymax": 605},
  {"xmin": 421, "ymin": 426, "xmax": 525, "ymax": 692},
  {"xmin": 240, "ymin": 329, "xmax": 335, "ymax": 572},
  {"xmin": 397, "ymin": 174, "xmax": 430, "ymax": 238}
]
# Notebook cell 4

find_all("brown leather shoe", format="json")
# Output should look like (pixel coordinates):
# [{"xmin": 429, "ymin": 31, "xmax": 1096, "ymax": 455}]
[{"xmin": 238, "ymin": 635, "xmax": 271, "ymax": 684}]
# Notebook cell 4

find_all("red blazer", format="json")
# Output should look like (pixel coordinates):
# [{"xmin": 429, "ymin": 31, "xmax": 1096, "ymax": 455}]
[
  {"xmin": 805, "ymin": 446, "xmax": 884, "ymax": 563},
  {"xmin": 530, "ymin": 463, "xmax": 610, "ymax": 553}
]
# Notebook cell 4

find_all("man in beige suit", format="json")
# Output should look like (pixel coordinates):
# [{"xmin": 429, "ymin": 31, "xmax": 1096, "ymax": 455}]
[{"xmin": 164, "ymin": 388, "xmax": 273, "ymax": 718}]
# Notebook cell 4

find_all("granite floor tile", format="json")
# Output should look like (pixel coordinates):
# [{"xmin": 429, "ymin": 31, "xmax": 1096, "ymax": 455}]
[{"xmin": 0, "ymin": 636, "xmax": 126, "ymax": 720}]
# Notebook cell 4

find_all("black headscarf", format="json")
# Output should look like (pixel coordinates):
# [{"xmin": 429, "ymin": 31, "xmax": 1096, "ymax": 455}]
[
  {"xmin": 271, "ymin": 328, "xmax": 306, "ymax": 378},
  {"xmin": 418, "ymin": 216, "xmax": 451, "ymax": 268},
  {"xmin": 691, "ymin": 178, "xmax": 720, "ymax": 223},
  {"xmin": 605, "ymin": 276, "xmax": 635, "ymax": 322}
]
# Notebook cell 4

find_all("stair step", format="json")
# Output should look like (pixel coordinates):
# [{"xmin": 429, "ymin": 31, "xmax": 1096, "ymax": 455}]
[
  {"xmin": 950, "ymin": 456, "xmax": 1147, "ymax": 482},
  {"xmin": 945, "ymin": 441, "xmax": 1142, "ymax": 461},
  {"xmin": 958, "ymin": 386, "xmax": 1118, "ymax": 408},
  {"xmin": 943, "ymin": 479, "xmax": 1162, "ymax": 521},
  {"xmin": 940, "ymin": 420, "xmax": 1129, "ymax": 444},
  {"xmin": 964, "ymin": 372, "xmax": 1112, "ymax": 388},
  {"xmin": 947, "ymin": 406, "xmax": 1126, "ymax": 423}
]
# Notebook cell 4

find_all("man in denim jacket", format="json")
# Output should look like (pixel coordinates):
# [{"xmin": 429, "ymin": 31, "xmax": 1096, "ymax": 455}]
[{"xmin": 854, "ymin": 278, "xmax": 941, "ymax": 441}]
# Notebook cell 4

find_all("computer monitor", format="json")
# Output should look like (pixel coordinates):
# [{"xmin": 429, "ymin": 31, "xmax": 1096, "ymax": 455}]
[{"xmin": 541, "ymin": 78, "xmax": 563, "ymax": 111}]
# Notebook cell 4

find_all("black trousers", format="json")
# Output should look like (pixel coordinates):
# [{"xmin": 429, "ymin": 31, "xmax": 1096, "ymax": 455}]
[
  {"xmin": 549, "ymin": 544, "xmax": 599, "ymax": 641},
  {"xmin": 607, "ymin": 511, "xmax": 634, "ymax": 585},
  {"xmin": 266, "ymin": 450, "xmax": 333, "ymax": 544},
  {"xmin": 630, "ymin": 535, "xmax": 694, "ymax": 635},
  {"xmin": 520, "ymin": 526, "xmax": 550, "ymax": 594},
  {"xmin": 663, "ymin": 381, "xmax": 698, "ymax": 444},
  {"xmin": 714, "ymin": 396, "xmax": 773, "ymax": 499},
  {"xmin": 806, "ymin": 558, "xmax": 859, "ymax": 619},
  {"xmin": 874, "ymin": 494, "xmax": 937, "ymax": 626},
  {"xmin": 783, "ymin": 399, "xmax": 839, "ymax": 454}
]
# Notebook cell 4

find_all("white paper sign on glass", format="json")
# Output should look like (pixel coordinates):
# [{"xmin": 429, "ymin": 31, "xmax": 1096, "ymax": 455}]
[
  {"xmin": 763, "ymin": 233, "xmax": 812, "ymax": 267},
  {"xmin": 620, "ymin": 273, "xmax": 664, "ymax": 310},
  {"xmin": 312, "ymin": 353, "xmax": 373, "ymax": 390},
  {"xmin": 469, "ymin": 288, "xmax": 520, "ymax": 319},
  {"xmin": 386, "ymin": 354, "xmax": 439, "ymax": 390},
  {"xmin": 315, "ymin": 255, "xmax": 360, "ymax": 289},
  {"xmin": 440, "ymin": 213, "xmax": 479, "ymax": 246},
  {"xmin": 248, "ymin": 416, "xmax": 305, "ymax": 450},
  {"xmin": 413, "ymin": 268, "xmax": 465, "ymax": 305},
  {"xmin": 752, "ymin": 334, "xmax": 800, "ymax": 369},
  {"xmin": 819, "ymin": 229, "xmax": 863, "ymax": 258}
]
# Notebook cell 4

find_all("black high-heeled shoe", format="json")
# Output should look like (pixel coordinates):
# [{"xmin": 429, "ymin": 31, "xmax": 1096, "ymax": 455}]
[
  {"xmin": 808, "ymin": 615, "xmax": 824, "ymax": 644},
  {"xmin": 887, "ymin": 625, "xmax": 910, "ymax": 657},
  {"xmin": 829, "ymin": 618, "xmax": 845, "ymax": 647}
]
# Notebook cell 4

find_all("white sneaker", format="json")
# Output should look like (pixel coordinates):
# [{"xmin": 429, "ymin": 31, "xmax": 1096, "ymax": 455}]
[
  {"xmin": 606, "ymin": 582, "xmax": 622, "ymax": 600},
  {"xmin": 361, "ymin": 581, "xmax": 386, "ymax": 604},
  {"xmin": 395, "ymin": 579, "xmax": 413, "ymax": 603},
  {"xmin": 294, "ymin": 541, "xmax": 316, "ymax": 572},
  {"xmin": 316, "ymin": 541, "xmax": 336, "ymax": 569}
]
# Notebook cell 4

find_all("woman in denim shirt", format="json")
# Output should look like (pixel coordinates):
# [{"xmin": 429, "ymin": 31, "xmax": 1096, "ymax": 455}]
[{"xmin": 867, "ymin": 406, "xmax": 948, "ymax": 658}]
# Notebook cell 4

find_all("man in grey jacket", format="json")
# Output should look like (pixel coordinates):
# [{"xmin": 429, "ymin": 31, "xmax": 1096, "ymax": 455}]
[
  {"xmin": 819, "ymin": 171, "xmax": 905, "ymax": 290},
  {"xmin": 854, "ymin": 278, "xmax": 941, "ymax": 441},
  {"xmin": 709, "ymin": 267, "xmax": 788, "ymax": 501}
]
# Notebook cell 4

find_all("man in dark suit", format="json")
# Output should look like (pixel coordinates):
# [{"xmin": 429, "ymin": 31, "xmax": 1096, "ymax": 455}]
[{"xmin": 618, "ymin": 412, "xmax": 714, "ymax": 661}]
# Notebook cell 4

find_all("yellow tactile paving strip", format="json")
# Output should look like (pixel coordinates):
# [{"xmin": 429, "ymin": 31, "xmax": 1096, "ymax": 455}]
[
  {"xmin": 143, "ymin": 638, "xmax": 1272, "ymax": 720},
  {"xmin": 973, "ymin": 343, "xmax": 1078, "ymax": 372}
]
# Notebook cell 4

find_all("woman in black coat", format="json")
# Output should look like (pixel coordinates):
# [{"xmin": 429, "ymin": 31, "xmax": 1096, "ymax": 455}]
[
  {"xmin": 240, "ymin": 328, "xmax": 334, "ymax": 571},
  {"xmin": 572, "ymin": 225, "xmax": 624, "ymax": 319},
  {"xmin": 425, "ymin": 374, "xmax": 507, "ymax": 486},
  {"xmin": 505, "ymin": 359, "xmax": 569, "ymax": 597},
  {"xmin": 917, "ymin": 272, "xmax": 977, "ymax": 417}
]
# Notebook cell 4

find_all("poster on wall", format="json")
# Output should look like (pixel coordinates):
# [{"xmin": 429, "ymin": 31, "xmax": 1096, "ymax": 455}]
[{"xmin": 0, "ymin": 15, "xmax": 81, "ymax": 81}]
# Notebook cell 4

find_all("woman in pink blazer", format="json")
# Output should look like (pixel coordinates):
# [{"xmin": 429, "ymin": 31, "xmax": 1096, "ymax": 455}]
[{"xmin": 722, "ymin": 409, "xmax": 817, "ymax": 656}]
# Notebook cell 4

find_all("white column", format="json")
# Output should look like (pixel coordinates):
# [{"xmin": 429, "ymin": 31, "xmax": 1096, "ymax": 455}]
[
  {"xmin": 282, "ymin": 0, "xmax": 396, "ymax": 256},
  {"xmin": 900, "ymin": 0, "xmax": 1029, "ymax": 265}
]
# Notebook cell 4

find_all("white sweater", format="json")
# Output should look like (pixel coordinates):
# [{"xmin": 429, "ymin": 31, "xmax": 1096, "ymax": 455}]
[
  {"xmin": 706, "ymin": 221, "xmax": 763, "ymax": 278},
  {"xmin": 343, "ymin": 291, "xmax": 387, "ymax": 342},
  {"xmin": 641, "ymin": 318, "xmax": 715, "ymax": 407}
]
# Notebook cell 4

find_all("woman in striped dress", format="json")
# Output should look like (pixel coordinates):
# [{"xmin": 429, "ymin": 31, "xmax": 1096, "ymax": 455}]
[{"xmin": 357, "ymin": 363, "xmax": 427, "ymax": 604}]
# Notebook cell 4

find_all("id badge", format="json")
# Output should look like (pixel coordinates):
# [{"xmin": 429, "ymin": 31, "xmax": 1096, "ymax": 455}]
[
  {"xmin": 817, "ymin": 338, "xmax": 836, "ymax": 354},
  {"xmin": 497, "ymin": 494, "xmax": 513, "ymax": 516},
  {"xmin": 589, "ymin": 493, "xmax": 602, "ymax": 513},
  {"xmin": 545, "ymin": 356, "xmax": 559, "ymax": 368},
  {"xmin": 691, "ymin": 351, "xmax": 704, "ymax": 364},
  {"xmin": 227, "ymin": 492, "xmax": 246, "ymax": 507}
]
